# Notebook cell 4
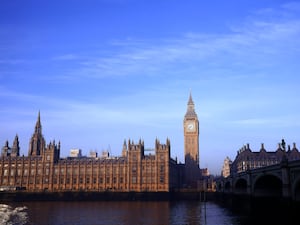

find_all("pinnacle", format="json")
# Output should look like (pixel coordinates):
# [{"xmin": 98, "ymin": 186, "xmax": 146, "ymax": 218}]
[{"xmin": 188, "ymin": 92, "xmax": 194, "ymax": 105}]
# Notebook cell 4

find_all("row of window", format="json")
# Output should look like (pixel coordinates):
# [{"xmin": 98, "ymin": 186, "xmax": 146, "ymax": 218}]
[
  {"xmin": 0, "ymin": 163, "xmax": 164, "ymax": 174},
  {"xmin": 0, "ymin": 164, "xmax": 165, "ymax": 176},
  {"xmin": 2, "ymin": 168, "xmax": 51, "ymax": 176},
  {"xmin": 1, "ymin": 174, "xmax": 166, "ymax": 185},
  {"xmin": 237, "ymin": 160, "xmax": 280, "ymax": 172}
]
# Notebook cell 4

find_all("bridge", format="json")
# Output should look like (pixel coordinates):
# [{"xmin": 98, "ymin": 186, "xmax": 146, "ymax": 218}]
[{"xmin": 215, "ymin": 158, "xmax": 300, "ymax": 201}]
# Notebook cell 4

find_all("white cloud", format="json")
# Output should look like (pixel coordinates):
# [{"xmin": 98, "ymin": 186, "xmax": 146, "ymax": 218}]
[
  {"xmin": 282, "ymin": 2, "xmax": 300, "ymax": 11},
  {"xmin": 46, "ymin": 6, "xmax": 300, "ymax": 83},
  {"xmin": 1, "ymin": 2, "xmax": 300, "ymax": 175}
]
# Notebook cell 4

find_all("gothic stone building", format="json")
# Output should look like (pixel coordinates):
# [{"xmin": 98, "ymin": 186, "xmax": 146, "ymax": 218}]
[
  {"xmin": 0, "ymin": 114, "xmax": 181, "ymax": 192},
  {"xmin": 183, "ymin": 93, "xmax": 202, "ymax": 186},
  {"xmin": 230, "ymin": 141, "xmax": 300, "ymax": 175},
  {"xmin": 0, "ymin": 95, "xmax": 204, "ymax": 192}
]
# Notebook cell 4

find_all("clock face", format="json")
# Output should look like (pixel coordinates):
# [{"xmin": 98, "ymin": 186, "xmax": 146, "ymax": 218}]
[{"xmin": 187, "ymin": 122, "xmax": 195, "ymax": 131}]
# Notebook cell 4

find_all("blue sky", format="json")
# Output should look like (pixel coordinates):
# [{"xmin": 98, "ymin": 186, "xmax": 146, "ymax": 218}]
[{"xmin": 1, "ymin": 0, "xmax": 300, "ymax": 174}]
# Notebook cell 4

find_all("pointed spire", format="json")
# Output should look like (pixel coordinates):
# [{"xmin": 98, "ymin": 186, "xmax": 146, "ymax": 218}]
[
  {"xmin": 185, "ymin": 92, "xmax": 197, "ymax": 118},
  {"xmin": 260, "ymin": 143, "xmax": 266, "ymax": 152},
  {"xmin": 37, "ymin": 110, "xmax": 41, "ymax": 127},
  {"xmin": 13, "ymin": 134, "xmax": 19, "ymax": 146},
  {"xmin": 123, "ymin": 139, "xmax": 127, "ymax": 151},
  {"xmin": 35, "ymin": 111, "xmax": 42, "ymax": 134},
  {"xmin": 166, "ymin": 137, "xmax": 170, "ymax": 146},
  {"xmin": 12, "ymin": 134, "xmax": 20, "ymax": 156},
  {"xmin": 188, "ymin": 91, "xmax": 194, "ymax": 105},
  {"xmin": 5, "ymin": 140, "xmax": 9, "ymax": 147},
  {"xmin": 292, "ymin": 143, "xmax": 298, "ymax": 151}
]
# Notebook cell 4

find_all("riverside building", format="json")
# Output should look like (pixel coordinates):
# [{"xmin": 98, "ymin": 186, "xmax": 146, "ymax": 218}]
[
  {"xmin": 0, "ymin": 94, "xmax": 205, "ymax": 192},
  {"xmin": 230, "ymin": 141, "xmax": 300, "ymax": 175}
]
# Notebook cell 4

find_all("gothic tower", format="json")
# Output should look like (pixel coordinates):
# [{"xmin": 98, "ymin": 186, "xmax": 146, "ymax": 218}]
[
  {"xmin": 183, "ymin": 93, "xmax": 200, "ymax": 185},
  {"xmin": 28, "ymin": 111, "xmax": 46, "ymax": 156},
  {"xmin": 1, "ymin": 140, "xmax": 10, "ymax": 157},
  {"xmin": 11, "ymin": 134, "xmax": 20, "ymax": 157}
]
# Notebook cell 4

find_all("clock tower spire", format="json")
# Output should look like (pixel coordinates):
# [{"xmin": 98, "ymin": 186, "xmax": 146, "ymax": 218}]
[
  {"xmin": 185, "ymin": 92, "xmax": 197, "ymax": 118},
  {"xmin": 183, "ymin": 92, "xmax": 200, "ymax": 185}
]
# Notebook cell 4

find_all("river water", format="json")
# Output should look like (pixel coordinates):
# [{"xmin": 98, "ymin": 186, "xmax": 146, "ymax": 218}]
[{"xmin": 1, "ymin": 201, "xmax": 257, "ymax": 225}]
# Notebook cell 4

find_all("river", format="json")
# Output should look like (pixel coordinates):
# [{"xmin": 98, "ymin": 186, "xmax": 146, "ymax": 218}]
[{"xmin": 0, "ymin": 200, "xmax": 293, "ymax": 225}]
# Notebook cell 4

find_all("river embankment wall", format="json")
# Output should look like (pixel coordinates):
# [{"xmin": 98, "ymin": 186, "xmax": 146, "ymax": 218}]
[{"xmin": 0, "ymin": 190, "xmax": 216, "ymax": 202}]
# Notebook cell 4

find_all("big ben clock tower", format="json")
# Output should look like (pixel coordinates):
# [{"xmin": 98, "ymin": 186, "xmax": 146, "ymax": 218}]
[{"xmin": 184, "ymin": 93, "xmax": 200, "ymax": 185}]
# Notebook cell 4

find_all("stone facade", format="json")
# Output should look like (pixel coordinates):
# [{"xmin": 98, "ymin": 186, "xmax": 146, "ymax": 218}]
[
  {"xmin": 1, "ymin": 135, "xmax": 20, "ymax": 158},
  {"xmin": 231, "ymin": 141, "xmax": 300, "ymax": 175},
  {"xmin": 0, "ymin": 94, "xmax": 206, "ymax": 192},
  {"xmin": 221, "ymin": 156, "xmax": 232, "ymax": 178},
  {"xmin": 183, "ymin": 93, "xmax": 201, "ymax": 185},
  {"xmin": 0, "ymin": 113, "xmax": 180, "ymax": 192}
]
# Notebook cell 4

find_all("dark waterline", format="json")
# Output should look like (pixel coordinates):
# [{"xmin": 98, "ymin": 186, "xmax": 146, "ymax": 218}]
[{"xmin": 14, "ymin": 201, "xmax": 250, "ymax": 225}]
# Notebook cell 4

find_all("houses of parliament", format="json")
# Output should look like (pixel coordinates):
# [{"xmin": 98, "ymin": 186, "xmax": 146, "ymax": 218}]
[{"xmin": 0, "ymin": 94, "xmax": 206, "ymax": 192}]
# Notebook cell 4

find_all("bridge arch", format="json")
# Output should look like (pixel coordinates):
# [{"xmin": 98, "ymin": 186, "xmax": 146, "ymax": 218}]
[
  {"xmin": 234, "ymin": 178, "xmax": 247, "ymax": 194},
  {"xmin": 253, "ymin": 174, "xmax": 282, "ymax": 197}
]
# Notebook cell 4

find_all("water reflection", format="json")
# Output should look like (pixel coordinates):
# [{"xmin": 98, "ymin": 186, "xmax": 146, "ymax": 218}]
[
  {"xmin": 21, "ymin": 201, "xmax": 246, "ymax": 225},
  {"xmin": 27, "ymin": 201, "xmax": 170, "ymax": 225}
]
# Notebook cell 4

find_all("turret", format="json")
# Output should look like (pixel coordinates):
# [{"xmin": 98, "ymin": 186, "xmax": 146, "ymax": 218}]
[
  {"xmin": 11, "ymin": 134, "xmax": 20, "ymax": 157},
  {"xmin": 122, "ymin": 139, "xmax": 128, "ymax": 157},
  {"xmin": 292, "ymin": 143, "xmax": 298, "ymax": 152},
  {"xmin": 260, "ymin": 143, "xmax": 266, "ymax": 152},
  {"xmin": 128, "ymin": 139, "xmax": 144, "ymax": 161},
  {"xmin": 43, "ymin": 139, "xmax": 60, "ymax": 163},
  {"xmin": 155, "ymin": 138, "xmax": 171, "ymax": 161},
  {"xmin": 277, "ymin": 143, "xmax": 283, "ymax": 152},
  {"xmin": 1, "ymin": 140, "xmax": 10, "ymax": 157}
]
